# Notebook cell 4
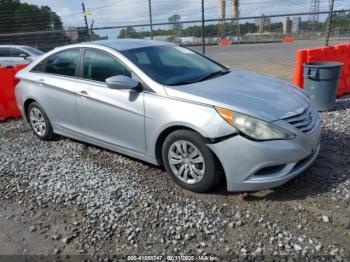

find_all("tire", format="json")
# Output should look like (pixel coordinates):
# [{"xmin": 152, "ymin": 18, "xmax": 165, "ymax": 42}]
[
  {"xmin": 27, "ymin": 102, "xmax": 55, "ymax": 140},
  {"xmin": 162, "ymin": 130, "xmax": 220, "ymax": 193}
]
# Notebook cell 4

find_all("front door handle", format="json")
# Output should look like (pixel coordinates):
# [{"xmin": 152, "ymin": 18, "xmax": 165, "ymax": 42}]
[
  {"xmin": 37, "ymin": 78, "xmax": 45, "ymax": 86},
  {"xmin": 78, "ymin": 90, "xmax": 90, "ymax": 98}
]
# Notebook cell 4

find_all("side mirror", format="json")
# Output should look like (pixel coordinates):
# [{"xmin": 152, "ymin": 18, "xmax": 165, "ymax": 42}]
[
  {"xmin": 19, "ymin": 53, "xmax": 28, "ymax": 59},
  {"xmin": 106, "ymin": 75, "xmax": 140, "ymax": 90}
]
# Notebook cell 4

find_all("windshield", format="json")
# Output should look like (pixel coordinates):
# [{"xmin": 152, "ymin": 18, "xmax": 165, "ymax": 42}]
[
  {"xmin": 22, "ymin": 46, "xmax": 44, "ymax": 56},
  {"xmin": 121, "ymin": 45, "xmax": 228, "ymax": 86}
]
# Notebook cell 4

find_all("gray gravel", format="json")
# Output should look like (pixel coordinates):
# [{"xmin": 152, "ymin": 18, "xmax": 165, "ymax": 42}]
[{"xmin": 0, "ymin": 96, "xmax": 350, "ymax": 258}]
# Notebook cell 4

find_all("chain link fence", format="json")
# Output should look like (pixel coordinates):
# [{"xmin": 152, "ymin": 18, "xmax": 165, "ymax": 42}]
[{"xmin": 0, "ymin": 5, "xmax": 349, "ymax": 53}]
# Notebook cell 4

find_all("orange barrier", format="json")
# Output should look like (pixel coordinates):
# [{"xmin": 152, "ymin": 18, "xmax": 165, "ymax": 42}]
[
  {"xmin": 283, "ymin": 37, "xmax": 295, "ymax": 43},
  {"xmin": 0, "ymin": 64, "xmax": 27, "ymax": 120},
  {"xmin": 219, "ymin": 39, "xmax": 231, "ymax": 46},
  {"xmin": 293, "ymin": 43, "xmax": 350, "ymax": 97}
]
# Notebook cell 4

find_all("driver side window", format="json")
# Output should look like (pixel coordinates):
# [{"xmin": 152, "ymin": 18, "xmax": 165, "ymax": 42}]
[{"xmin": 82, "ymin": 49, "xmax": 131, "ymax": 82}]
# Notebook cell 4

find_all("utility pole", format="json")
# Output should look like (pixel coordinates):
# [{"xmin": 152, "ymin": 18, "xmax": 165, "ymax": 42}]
[
  {"xmin": 149, "ymin": 0, "xmax": 153, "ymax": 39},
  {"xmin": 201, "ymin": 0, "xmax": 205, "ymax": 54},
  {"xmin": 82, "ymin": 2, "xmax": 91, "ymax": 41},
  {"xmin": 325, "ymin": 0, "xmax": 335, "ymax": 46}
]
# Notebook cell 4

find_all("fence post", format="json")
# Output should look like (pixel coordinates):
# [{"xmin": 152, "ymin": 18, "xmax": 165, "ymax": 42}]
[
  {"xmin": 201, "ymin": 0, "xmax": 206, "ymax": 54},
  {"xmin": 149, "ymin": 0, "xmax": 153, "ymax": 40},
  {"xmin": 325, "ymin": 0, "xmax": 335, "ymax": 46}
]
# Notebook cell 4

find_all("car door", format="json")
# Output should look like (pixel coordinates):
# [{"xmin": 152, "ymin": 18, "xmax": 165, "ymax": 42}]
[
  {"xmin": 30, "ymin": 48, "xmax": 82, "ymax": 135},
  {"xmin": 75, "ymin": 48, "xmax": 146, "ymax": 154}
]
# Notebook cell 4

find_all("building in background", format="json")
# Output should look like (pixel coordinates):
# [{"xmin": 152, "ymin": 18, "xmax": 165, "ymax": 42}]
[
  {"xmin": 231, "ymin": 0, "xmax": 240, "ymax": 41},
  {"xmin": 309, "ymin": 0, "xmax": 320, "ymax": 32},
  {"xmin": 64, "ymin": 27, "xmax": 90, "ymax": 42},
  {"xmin": 64, "ymin": 27, "xmax": 79, "ymax": 42},
  {"xmin": 218, "ymin": 0, "xmax": 226, "ymax": 39},
  {"xmin": 283, "ymin": 17, "xmax": 291, "ymax": 34},
  {"xmin": 255, "ymin": 15, "xmax": 271, "ymax": 33},
  {"xmin": 291, "ymin": 17, "xmax": 301, "ymax": 34}
]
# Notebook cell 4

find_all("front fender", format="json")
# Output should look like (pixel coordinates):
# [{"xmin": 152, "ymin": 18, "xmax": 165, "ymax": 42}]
[{"xmin": 144, "ymin": 92, "xmax": 236, "ymax": 159}]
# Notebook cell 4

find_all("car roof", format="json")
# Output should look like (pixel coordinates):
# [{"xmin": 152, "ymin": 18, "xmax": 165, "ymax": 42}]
[
  {"xmin": 0, "ymin": 45, "xmax": 30, "ymax": 48},
  {"xmin": 91, "ymin": 39, "xmax": 173, "ymax": 51}
]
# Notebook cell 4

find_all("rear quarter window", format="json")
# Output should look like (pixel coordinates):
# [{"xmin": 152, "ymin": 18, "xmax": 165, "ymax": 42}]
[
  {"xmin": 31, "ymin": 49, "xmax": 80, "ymax": 77},
  {"xmin": 46, "ymin": 49, "xmax": 80, "ymax": 77}
]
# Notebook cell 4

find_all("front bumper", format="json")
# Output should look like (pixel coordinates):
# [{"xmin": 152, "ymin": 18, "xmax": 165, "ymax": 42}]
[{"xmin": 208, "ymin": 118, "xmax": 321, "ymax": 192}]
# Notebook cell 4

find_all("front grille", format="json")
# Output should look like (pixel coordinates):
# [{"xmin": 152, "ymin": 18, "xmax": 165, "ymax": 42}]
[{"xmin": 282, "ymin": 105, "xmax": 318, "ymax": 134}]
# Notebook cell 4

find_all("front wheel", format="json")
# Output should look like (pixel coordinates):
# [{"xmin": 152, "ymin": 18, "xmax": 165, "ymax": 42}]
[{"xmin": 162, "ymin": 130, "xmax": 220, "ymax": 193}]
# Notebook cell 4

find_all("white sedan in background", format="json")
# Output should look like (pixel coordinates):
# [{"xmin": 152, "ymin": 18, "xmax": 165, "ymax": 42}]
[{"xmin": 0, "ymin": 45, "xmax": 44, "ymax": 67}]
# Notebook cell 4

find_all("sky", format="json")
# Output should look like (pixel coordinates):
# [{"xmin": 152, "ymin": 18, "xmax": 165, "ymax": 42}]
[{"xmin": 21, "ymin": 0, "xmax": 349, "ymax": 37}]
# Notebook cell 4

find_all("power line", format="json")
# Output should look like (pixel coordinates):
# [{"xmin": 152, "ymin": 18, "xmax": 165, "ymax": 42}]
[
  {"xmin": 1, "ymin": 8, "xmax": 349, "ymax": 35},
  {"xmin": 0, "ymin": 0, "xmax": 349, "ymax": 30}
]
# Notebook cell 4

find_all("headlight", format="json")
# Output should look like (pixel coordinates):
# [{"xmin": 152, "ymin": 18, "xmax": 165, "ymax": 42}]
[{"xmin": 216, "ymin": 107, "xmax": 295, "ymax": 141}]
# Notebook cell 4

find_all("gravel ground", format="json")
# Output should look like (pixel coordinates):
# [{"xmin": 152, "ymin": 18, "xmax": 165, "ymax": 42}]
[{"xmin": 0, "ymin": 95, "xmax": 349, "ymax": 259}]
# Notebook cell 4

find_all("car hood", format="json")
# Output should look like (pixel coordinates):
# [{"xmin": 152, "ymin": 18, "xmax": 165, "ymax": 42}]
[{"xmin": 164, "ymin": 69, "xmax": 310, "ymax": 122}]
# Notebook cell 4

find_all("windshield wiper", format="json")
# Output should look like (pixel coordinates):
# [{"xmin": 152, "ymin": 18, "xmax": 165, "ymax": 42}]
[
  {"xmin": 167, "ymin": 80, "xmax": 198, "ymax": 86},
  {"xmin": 167, "ymin": 70, "xmax": 230, "ymax": 86},
  {"xmin": 196, "ymin": 70, "xmax": 230, "ymax": 83}
]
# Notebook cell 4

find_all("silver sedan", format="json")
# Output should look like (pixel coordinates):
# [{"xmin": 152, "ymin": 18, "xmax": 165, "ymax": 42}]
[{"xmin": 15, "ymin": 39, "xmax": 321, "ymax": 192}]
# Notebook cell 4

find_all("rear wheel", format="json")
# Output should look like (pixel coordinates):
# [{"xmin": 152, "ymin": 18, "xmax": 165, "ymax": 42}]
[
  {"xmin": 27, "ymin": 102, "xmax": 55, "ymax": 140},
  {"xmin": 162, "ymin": 130, "xmax": 219, "ymax": 192}
]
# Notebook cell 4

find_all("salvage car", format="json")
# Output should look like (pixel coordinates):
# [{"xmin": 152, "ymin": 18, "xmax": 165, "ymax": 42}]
[
  {"xmin": 0, "ymin": 45, "xmax": 44, "ymax": 66},
  {"xmin": 15, "ymin": 39, "xmax": 321, "ymax": 192}
]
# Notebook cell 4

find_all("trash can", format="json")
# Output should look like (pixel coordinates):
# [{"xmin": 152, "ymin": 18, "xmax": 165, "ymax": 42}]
[{"xmin": 303, "ymin": 62, "xmax": 343, "ymax": 111}]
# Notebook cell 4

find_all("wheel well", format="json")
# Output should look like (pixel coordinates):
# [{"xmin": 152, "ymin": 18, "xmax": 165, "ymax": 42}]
[
  {"xmin": 155, "ymin": 125, "xmax": 226, "ymax": 186},
  {"xmin": 155, "ymin": 126, "xmax": 193, "ymax": 165},
  {"xmin": 23, "ymin": 99, "xmax": 35, "ymax": 121}
]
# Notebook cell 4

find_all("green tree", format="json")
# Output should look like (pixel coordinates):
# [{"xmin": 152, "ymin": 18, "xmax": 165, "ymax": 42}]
[
  {"xmin": 0, "ymin": 0, "xmax": 64, "ymax": 33},
  {"xmin": 0, "ymin": 0, "xmax": 70, "ymax": 51},
  {"xmin": 118, "ymin": 27, "xmax": 139, "ymax": 38},
  {"xmin": 168, "ymin": 14, "xmax": 183, "ymax": 36},
  {"xmin": 330, "ymin": 11, "xmax": 350, "ymax": 34}
]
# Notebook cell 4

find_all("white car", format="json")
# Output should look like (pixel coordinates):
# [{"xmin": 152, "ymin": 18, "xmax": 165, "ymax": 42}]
[{"xmin": 0, "ymin": 45, "xmax": 44, "ymax": 67}]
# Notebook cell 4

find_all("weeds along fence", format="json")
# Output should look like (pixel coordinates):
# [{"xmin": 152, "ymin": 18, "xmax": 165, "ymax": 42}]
[{"xmin": 0, "ymin": 8, "xmax": 350, "ymax": 53}]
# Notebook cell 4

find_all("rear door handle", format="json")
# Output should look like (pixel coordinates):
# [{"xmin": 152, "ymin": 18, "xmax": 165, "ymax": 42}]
[{"xmin": 78, "ymin": 90, "xmax": 90, "ymax": 98}]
